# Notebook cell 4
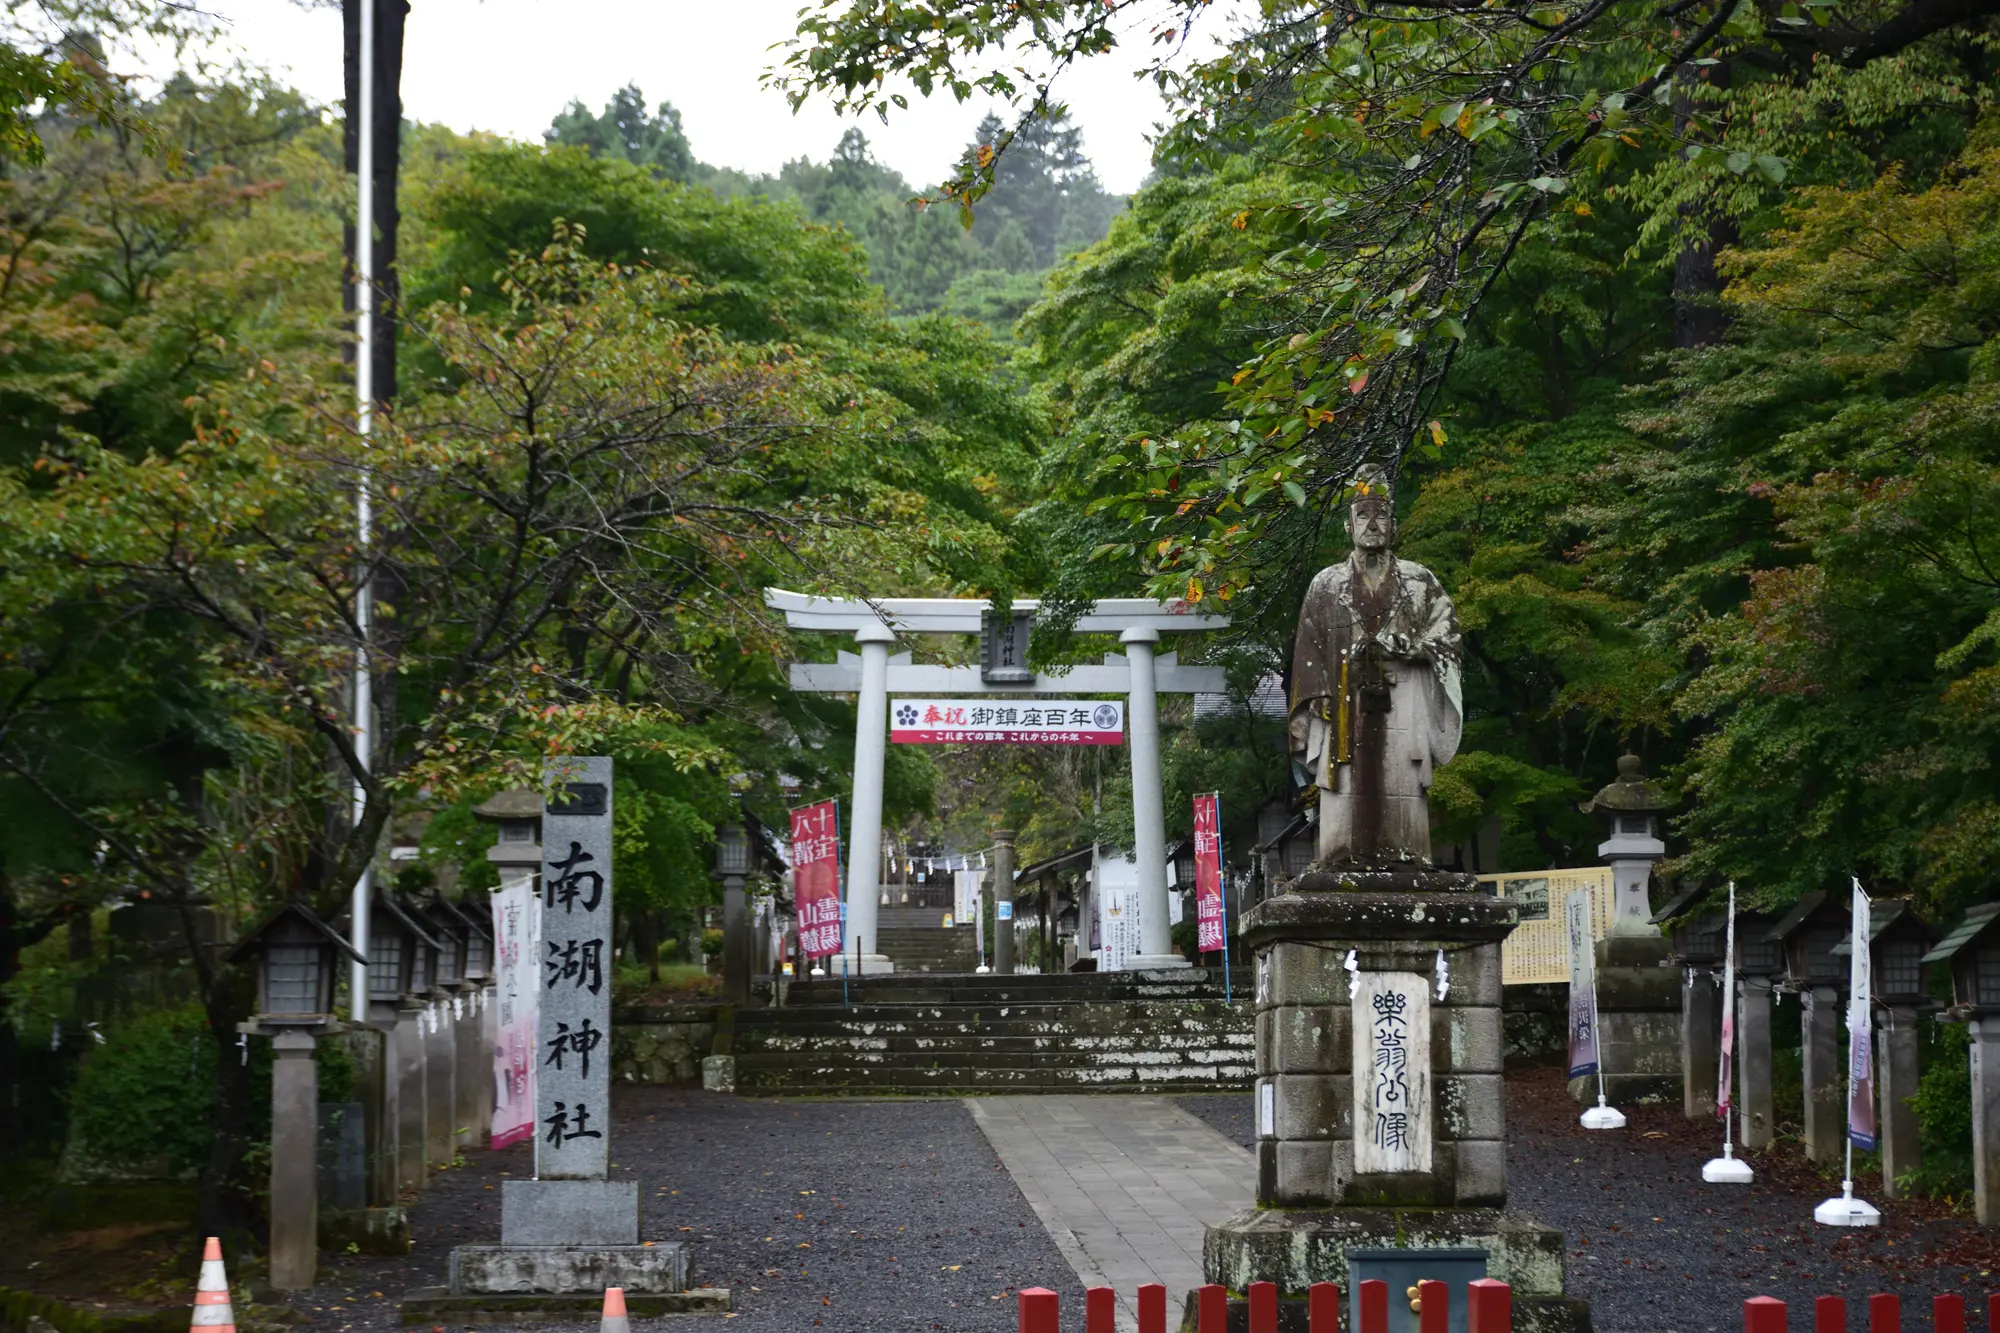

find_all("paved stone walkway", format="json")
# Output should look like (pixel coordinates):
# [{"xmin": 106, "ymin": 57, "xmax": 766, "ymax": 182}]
[{"xmin": 966, "ymin": 1095, "xmax": 1256, "ymax": 1328}]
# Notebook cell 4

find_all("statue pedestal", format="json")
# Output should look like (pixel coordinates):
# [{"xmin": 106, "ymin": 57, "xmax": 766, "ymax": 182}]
[
  {"xmin": 1569, "ymin": 935, "xmax": 1680, "ymax": 1107},
  {"xmin": 1205, "ymin": 870, "xmax": 1589, "ymax": 1333}
]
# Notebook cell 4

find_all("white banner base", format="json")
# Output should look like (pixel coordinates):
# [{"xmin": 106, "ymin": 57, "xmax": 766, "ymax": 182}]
[
  {"xmin": 1579, "ymin": 1096, "xmax": 1626, "ymax": 1130},
  {"xmin": 1814, "ymin": 1185, "xmax": 1882, "ymax": 1226},
  {"xmin": 1702, "ymin": 1148, "xmax": 1754, "ymax": 1184}
]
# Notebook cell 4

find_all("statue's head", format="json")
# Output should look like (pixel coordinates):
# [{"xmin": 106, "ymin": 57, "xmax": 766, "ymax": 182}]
[{"xmin": 1346, "ymin": 468, "xmax": 1395, "ymax": 553}]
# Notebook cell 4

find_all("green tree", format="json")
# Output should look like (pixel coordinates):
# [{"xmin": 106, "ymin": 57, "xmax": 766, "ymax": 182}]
[{"xmin": 546, "ymin": 83, "xmax": 695, "ymax": 183}]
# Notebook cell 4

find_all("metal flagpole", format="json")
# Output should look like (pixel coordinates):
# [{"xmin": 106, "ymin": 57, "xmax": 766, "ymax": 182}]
[
  {"xmin": 347, "ymin": 0, "xmax": 376, "ymax": 1024},
  {"xmin": 1704, "ymin": 881, "xmax": 1753, "ymax": 1182}
]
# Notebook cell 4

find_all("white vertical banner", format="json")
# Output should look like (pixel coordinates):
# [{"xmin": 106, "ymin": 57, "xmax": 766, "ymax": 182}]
[
  {"xmin": 1566, "ymin": 891, "xmax": 1601, "ymax": 1078},
  {"xmin": 1718, "ymin": 883, "xmax": 1736, "ymax": 1121},
  {"xmin": 1848, "ymin": 880, "xmax": 1878, "ymax": 1151},
  {"xmin": 489, "ymin": 873, "xmax": 538, "ymax": 1149}
]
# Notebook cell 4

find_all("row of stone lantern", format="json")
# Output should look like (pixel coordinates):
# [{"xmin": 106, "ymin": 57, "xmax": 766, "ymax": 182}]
[
  {"xmin": 1662, "ymin": 883, "xmax": 2000, "ymax": 1222},
  {"xmin": 230, "ymin": 881, "xmax": 500, "ymax": 1288}
]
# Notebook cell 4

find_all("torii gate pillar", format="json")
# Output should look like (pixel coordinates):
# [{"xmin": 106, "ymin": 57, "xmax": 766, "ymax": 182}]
[
  {"xmin": 1122, "ymin": 627, "xmax": 1187, "ymax": 969},
  {"xmin": 841, "ymin": 621, "xmax": 896, "ymax": 974}
]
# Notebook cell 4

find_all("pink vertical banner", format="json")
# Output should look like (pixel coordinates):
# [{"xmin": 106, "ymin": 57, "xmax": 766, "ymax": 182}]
[
  {"xmin": 791, "ymin": 800, "xmax": 843, "ymax": 960},
  {"xmin": 1718, "ymin": 882, "xmax": 1736, "ymax": 1121},
  {"xmin": 1193, "ymin": 793, "xmax": 1225, "ymax": 953},
  {"xmin": 1847, "ymin": 879, "xmax": 1878, "ymax": 1151},
  {"xmin": 489, "ymin": 876, "xmax": 538, "ymax": 1149}
]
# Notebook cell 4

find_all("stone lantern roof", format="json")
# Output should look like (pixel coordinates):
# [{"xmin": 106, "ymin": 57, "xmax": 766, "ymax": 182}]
[
  {"xmin": 1581, "ymin": 754, "xmax": 1672, "ymax": 816},
  {"xmin": 472, "ymin": 788, "xmax": 542, "ymax": 821}
]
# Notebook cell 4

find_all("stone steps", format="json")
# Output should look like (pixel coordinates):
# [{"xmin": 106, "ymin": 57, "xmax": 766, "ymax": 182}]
[{"xmin": 733, "ymin": 968, "xmax": 1252, "ymax": 1096}]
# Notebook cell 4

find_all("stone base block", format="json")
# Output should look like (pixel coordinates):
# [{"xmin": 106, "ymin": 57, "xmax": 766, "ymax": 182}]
[
  {"xmin": 702, "ymin": 1054, "xmax": 736, "ymax": 1093},
  {"xmin": 1129, "ymin": 953, "xmax": 1193, "ymax": 970},
  {"xmin": 404, "ymin": 1286, "xmax": 730, "ymax": 1323},
  {"xmin": 1175, "ymin": 1291, "xmax": 1590, "ymax": 1333},
  {"xmin": 825, "ymin": 952, "xmax": 895, "ymax": 975},
  {"xmin": 1202, "ymin": 1206, "xmax": 1571, "ymax": 1299},
  {"xmin": 1569, "ymin": 1004, "xmax": 1680, "ymax": 1106},
  {"xmin": 499, "ymin": 1180, "xmax": 638, "ymax": 1246},
  {"xmin": 319, "ymin": 1206, "xmax": 409, "ymax": 1255},
  {"xmin": 448, "ymin": 1243, "xmax": 689, "ymax": 1295}
]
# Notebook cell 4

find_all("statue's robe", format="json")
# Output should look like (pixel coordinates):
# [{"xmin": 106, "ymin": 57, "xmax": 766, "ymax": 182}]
[{"xmin": 1288, "ymin": 556, "xmax": 1465, "ymax": 866}]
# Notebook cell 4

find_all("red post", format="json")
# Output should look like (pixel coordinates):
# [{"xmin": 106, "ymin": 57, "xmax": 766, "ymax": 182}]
[
  {"xmin": 1746, "ymin": 1296, "xmax": 1788, "ymax": 1333},
  {"xmin": 1138, "ymin": 1283, "xmax": 1167, "ymax": 1333},
  {"xmin": 1249, "ymin": 1281, "xmax": 1278, "ymax": 1333},
  {"xmin": 1309, "ymin": 1283, "xmax": 1342, "ymax": 1333},
  {"xmin": 1467, "ymin": 1279, "xmax": 1512, "ymax": 1333},
  {"xmin": 1988, "ymin": 1294, "xmax": 2000, "ymax": 1333},
  {"xmin": 1938, "ymin": 1295, "xmax": 1968, "ymax": 1333},
  {"xmin": 1019, "ymin": 1287, "xmax": 1059, "ymax": 1333},
  {"xmin": 1198, "ymin": 1284, "xmax": 1229, "ymax": 1333},
  {"xmin": 1868, "ymin": 1294, "xmax": 1898, "ymax": 1333},
  {"xmin": 1417, "ymin": 1280, "xmax": 1448, "ymax": 1333},
  {"xmin": 1086, "ymin": 1287, "xmax": 1115, "ymax": 1333},
  {"xmin": 1359, "ymin": 1279, "xmax": 1390, "ymax": 1333},
  {"xmin": 1816, "ymin": 1296, "xmax": 1847, "ymax": 1333}
]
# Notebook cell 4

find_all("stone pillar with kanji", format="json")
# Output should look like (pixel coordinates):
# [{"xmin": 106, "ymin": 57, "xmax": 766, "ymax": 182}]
[{"xmin": 447, "ymin": 758, "xmax": 714, "ymax": 1311}]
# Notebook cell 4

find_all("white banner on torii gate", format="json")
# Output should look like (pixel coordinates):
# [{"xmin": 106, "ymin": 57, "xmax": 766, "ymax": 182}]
[{"xmin": 890, "ymin": 698, "xmax": 1124, "ymax": 745}]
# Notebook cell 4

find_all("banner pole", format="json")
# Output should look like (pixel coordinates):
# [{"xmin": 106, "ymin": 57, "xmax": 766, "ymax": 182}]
[{"xmin": 1704, "ymin": 881, "xmax": 1753, "ymax": 1182}]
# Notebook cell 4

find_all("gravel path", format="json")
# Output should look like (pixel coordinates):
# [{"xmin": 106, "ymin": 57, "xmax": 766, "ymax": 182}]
[
  {"xmin": 1172, "ymin": 1094, "xmax": 1252, "ymax": 1151},
  {"xmin": 1188, "ymin": 1072, "xmax": 2000, "ymax": 1332},
  {"xmin": 284, "ymin": 1075, "xmax": 2000, "ymax": 1333},
  {"xmin": 292, "ymin": 1089, "xmax": 1079, "ymax": 1333}
]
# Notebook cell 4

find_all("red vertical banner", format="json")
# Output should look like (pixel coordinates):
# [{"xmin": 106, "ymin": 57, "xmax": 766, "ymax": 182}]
[
  {"xmin": 1193, "ymin": 793, "xmax": 1225, "ymax": 953},
  {"xmin": 790, "ymin": 800, "xmax": 843, "ymax": 960}
]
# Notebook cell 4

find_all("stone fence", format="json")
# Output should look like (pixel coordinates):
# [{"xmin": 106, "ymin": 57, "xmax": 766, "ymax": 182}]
[{"xmin": 611, "ymin": 1004, "xmax": 722, "ymax": 1084}]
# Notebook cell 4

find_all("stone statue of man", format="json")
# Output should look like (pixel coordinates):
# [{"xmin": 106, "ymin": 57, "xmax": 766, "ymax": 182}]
[{"xmin": 1288, "ymin": 472, "xmax": 1464, "ymax": 869}]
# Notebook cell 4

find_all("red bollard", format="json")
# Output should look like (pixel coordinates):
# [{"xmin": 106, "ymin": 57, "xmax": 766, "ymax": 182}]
[
  {"xmin": 1988, "ymin": 1294, "xmax": 2000, "ymax": 1333},
  {"xmin": 1868, "ymin": 1294, "xmax": 1899, "ymax": 1333},
  {"xmin": 1249, "ymin": 1281, "xmax": 1278, "ymax": 1333},
  {"xmin": 1137, "ymin": 1283, "xmax": 1167, "ymax": 1333},
  {"xmin": 1816, "ymin": 1296, "xmax": 1847, "ymax": 1333},
  {"xmin": 1467, "ymin": 1279, "xmax": 1512, "ymax": 1333},
  {"xmin": 1939, "ymin": 1295, "xmax": 1968, "ymax": 1333},
  {"xmin": 1018, "ymin": 1287, "xmax": 1059, "ymax": 1333},
  {"xmin": 1085, "ymin": 1287, "xmax": 1115, "ymax": 1333},
  {"xmin": 1198, "ymin": 1284, "xmax": 1229, "ymax": 1333},
  {"xmin": 1418, "ymin": 1281, "xmax": 1448, "ymax": 1333},
  {"xmin": 1747, "ymin": 1297, "xmax": 1788, "ymax": 1333},
  {"xmin": 1359, "ymin": 1279, "xmax": 1390, "ymax": 1333},
  {"xmin": 1308, "ymin": 1283, "xmax": 1342, "ymax": 1333}
]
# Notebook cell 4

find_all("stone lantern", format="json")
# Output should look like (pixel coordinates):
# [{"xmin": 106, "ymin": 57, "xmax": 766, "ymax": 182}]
[
  {"xmin": 1574, "ymin": 755, "xmax": 1679, "ymax": 1105},
  {"xmin": 232, "ymin": 901, "xmax": 361, "ymax": 1026},
  {"xmin": 1832, "ymin": 899, "xmax": 1933, "ymax": 1196},
  {"xmin": 1768, "ymin": 891, "xmax": 1852, "ymax": 1163},
  {"xmin": 1650, "ymin": 883, "xmax": 1726, "ymax": 1119},
  {"xmin": 358, "ymin": 892, "xmax": 442, "ymax": 1194},
  {"xmin": 228, "ymin": 903, "xmax": 364, "ymax": 1292},
  {"xmin": 1923, "ymin": 902, "xmax": 2000, "ymax": 1222},
  {"xmin": 715, "ymin": 822, "xmax": 753, "ymax": 1006}
]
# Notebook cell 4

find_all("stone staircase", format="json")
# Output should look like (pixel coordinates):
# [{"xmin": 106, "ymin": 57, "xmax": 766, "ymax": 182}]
[
  {"xmin": 876, "ymin": 926, "xmax": 981, "ymax": 973},
  {"xmin": 732, "ymin": 969, "xmax": 1253, "ymax": 1095}
]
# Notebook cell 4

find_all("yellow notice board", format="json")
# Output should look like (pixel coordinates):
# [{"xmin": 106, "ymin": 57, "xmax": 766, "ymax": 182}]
[{"xmin": 1476, "ymin": 868, "xmax": 1615, "ymax": 985}]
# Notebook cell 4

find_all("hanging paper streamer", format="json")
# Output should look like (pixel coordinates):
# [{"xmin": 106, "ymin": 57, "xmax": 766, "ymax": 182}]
[{"xmin": 1847, "ymin": 879, "xmax": 1878, "ymax": 1152}]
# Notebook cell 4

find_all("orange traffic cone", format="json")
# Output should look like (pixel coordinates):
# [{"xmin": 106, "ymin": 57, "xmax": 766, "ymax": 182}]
[
  {"xmin": 599, "ymin": 1287, "xmax": 630, "ymax": 1333},
  {"xmin": 191, "ymin": 1238, "xmax": 235, "ymax": 1333}
]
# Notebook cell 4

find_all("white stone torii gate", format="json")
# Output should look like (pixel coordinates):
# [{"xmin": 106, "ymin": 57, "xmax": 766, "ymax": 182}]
[{"xmin": 767, "ymin": 589, "xmax": 1230, "ymax": 974}]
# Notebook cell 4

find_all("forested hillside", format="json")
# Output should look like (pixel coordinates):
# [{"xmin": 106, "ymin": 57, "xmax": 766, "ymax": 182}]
[{"xmin": 545, "ymin": 85, "xmax": 1123, "ymax": 330}]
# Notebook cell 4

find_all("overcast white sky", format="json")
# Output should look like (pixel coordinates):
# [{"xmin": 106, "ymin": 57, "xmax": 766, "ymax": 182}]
[{"xmin": 157, "ymin": 0, "xmax": 1236, "ymax": 194}]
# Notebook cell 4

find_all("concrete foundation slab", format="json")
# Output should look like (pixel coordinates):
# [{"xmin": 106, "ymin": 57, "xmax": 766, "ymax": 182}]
[
  {"xmin": 498, "ymin": 1179, "xmax": 639, "ymax": 1246},
  {"xmin": 447, "ymin": 1243, "xmax": 689, "ymax": 1295}
]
